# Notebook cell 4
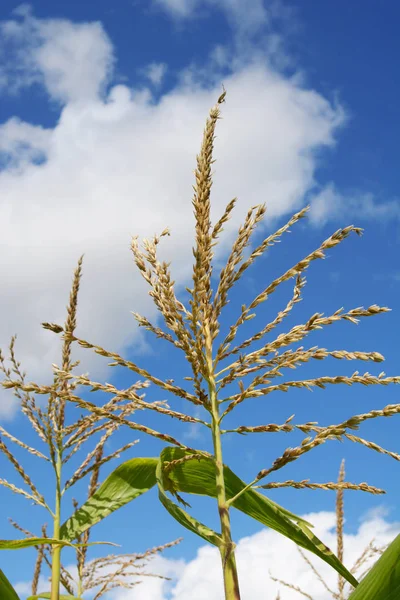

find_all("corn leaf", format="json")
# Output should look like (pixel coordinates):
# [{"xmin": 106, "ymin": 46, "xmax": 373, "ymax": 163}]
[
  {"xmin": 160, "ymin": 446, "xmax": 358, "ymax": 588},
  {"xmin": 156, "ymin": 455, "xmax": 223, "ymax": 547},
  {"xmin": 0, "ymin": 538, "xmax": 82, "ymax": 550},
  {"xmin": 0, "ymin": 569, "xmax": 19, "ymax": 600},
  {"xmin": 60, "ymin": 457, "xmax": 158, "ymax": 540},
  {"xmin": 347, "ymin": 533, "xmax": 400, "ymax": 600}
]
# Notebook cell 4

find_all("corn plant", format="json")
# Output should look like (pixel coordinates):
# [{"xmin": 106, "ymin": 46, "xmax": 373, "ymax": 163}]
[
  {"xmin": 3, "ymin": 89, "xmax": 400, "ymax": 600},
  {"xmin": 0, "ymin": 259, "xmax": 179, "ymax": 600}
]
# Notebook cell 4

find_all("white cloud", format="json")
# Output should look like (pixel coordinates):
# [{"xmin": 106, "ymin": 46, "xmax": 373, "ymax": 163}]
[
  {"xmin": 0, "ymin": 117, "xmax": 50, "ymax": 168},
  {"xmin": 140, "ymin": 62, "xmax": 168, "ymax": 87},
  {"xmin": 309, "ymin": 183, "xmax": 400, "ymax": 226},
  {"xmin": 0, "ymin": 7, "xmax": 350, "ymax": 419},
  {"xmin": 153, "ymin": 0, "xmax": 268, "ymax": 34},
  {"xmin": 105, "ymin": 509, "xmax": 399, "ymax": 600},
  {"xmin": 0, "ymin": 6, "xmax": 114, "ymax": 102},
  {"xmin": 153, "ymin": 0, "xmax": 197, "ymax": 19},
  {"xmin": 151, "ymin": 0, "xmax": 296, "ymax": 73},
  {"xmin": 151, "ymin": 0, "xmax": 280, "ymax": 73}
]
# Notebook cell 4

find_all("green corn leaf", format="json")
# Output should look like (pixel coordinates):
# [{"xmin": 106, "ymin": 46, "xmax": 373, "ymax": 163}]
[
  {"xmin": 0, "ymin": 569, "xmax": 20, "ymax": 600},
  {"xmin": 60, "ymin": 457, "xmax": 158, "ymax": 540},
  {"xmin": 347, "ymin": 533, "xmax": 400, "ymax": 600},
  {"xmin": 0, "ymin": 538, "xmax": 78, "ymax": 550},
  {"xmin": 159, "ymin": 447, "xmax": 358, "ymax": 588},
  {"xmin": 0, "ymin": 538, "xmax": 114, "ymax": 551},
  {"xmin": 156, "ymin": 455, "xmax": 223, "ymax": 547}
]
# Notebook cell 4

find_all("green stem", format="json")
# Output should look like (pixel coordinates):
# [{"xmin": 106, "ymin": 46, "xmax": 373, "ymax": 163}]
[
  {"xmin": 206, "ymin": 326, "xmax": 241, "ymax": 600},
  {"xmin": 210, "ymin": 384, "xmax": 241, "ymax": 599},
  {"xmin": 50, "ymin": 450, "xmax": 62, "ymax": 600},
  {"xmin": 77, "ymin": 574, "xmax": 83, "ymax": 599}
]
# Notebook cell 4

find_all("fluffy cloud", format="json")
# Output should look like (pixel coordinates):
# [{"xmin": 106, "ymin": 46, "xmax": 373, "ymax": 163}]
[
  {"xmin": 33, "ymin": 19, "xmax": 113, "ymax": 103},
  {"xmin": 0, "ymin": 5, "xmax": 114, "ymax": 103},
  {"xmin": 151, "ymin": 0, "xmax": 286, "ymax": 68},
  {"xmin": 103, "ymin": 509, "xmax": 399, "ymax": 599},
  {"xmin": 309, "ymin": 183, "xmax": 400, "ymax": 226},
  {"xmin": 152, "ymin": 0, "xmax": 269, "ymax": 35},
  {"xmin": 140, "ymin": 62, "xmax": 168, "ymax": 87}
]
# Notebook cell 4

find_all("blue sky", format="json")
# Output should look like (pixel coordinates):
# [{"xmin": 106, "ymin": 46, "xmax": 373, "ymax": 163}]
[{"xmin": 0, "ymin": 1, "xmax": 399, "ymax": 599}]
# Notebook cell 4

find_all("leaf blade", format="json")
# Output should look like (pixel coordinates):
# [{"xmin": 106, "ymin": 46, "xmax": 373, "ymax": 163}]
[
  {"xmin": 160, "ymin": 447, "xmax": 358, "ymax": 587},
  {"xmin": 0, "ymin": 569, "xmax": 20, "ymax": 600},
  {"xmin": 0, "ymin": 538, "xmax": 81, "ymax": 550},
  {"xmin": 347, "ymin": 533, "xmax": 400, "ymax": 600},
  {"xmin": 60, "ymin": 457, "xmax": 158, "ymax": 540}
]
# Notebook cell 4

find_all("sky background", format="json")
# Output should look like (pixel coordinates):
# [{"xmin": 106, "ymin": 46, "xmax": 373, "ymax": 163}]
[{"xmin": 0, "ymin": 1, "xmax": 399, "ymax": 598}]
